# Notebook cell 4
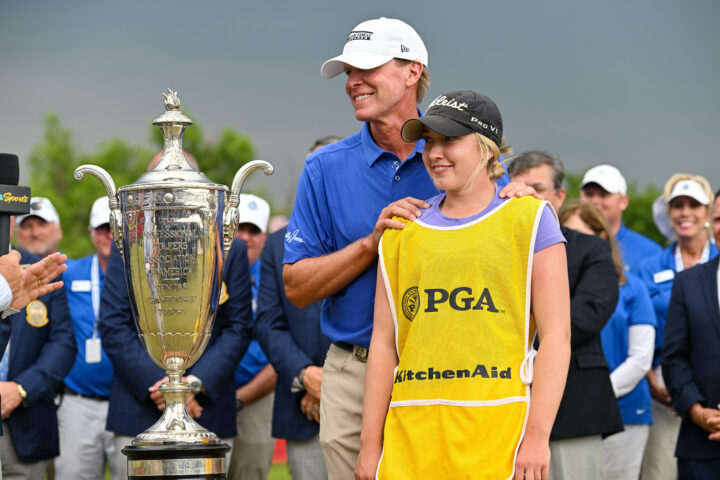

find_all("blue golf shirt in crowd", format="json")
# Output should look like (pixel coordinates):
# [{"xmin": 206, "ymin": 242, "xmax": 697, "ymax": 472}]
[
  {"xmin": 284, "ymin": 120, "xmax": 510, "ymax": 348},
  {"xmin": 616, "ymin": 222, "xmax": 662, "ymax": 273},
  {"xmin": 600, "ymin": 272, "xmax": 656, "ymax": 425},
  {"xmin": 63, "ymin": 255, "xmax": 113, "ymax": 397},
  {"xmin": 637, "ymin": 241, "xmax": 719, "ymax": 367},
  {"xmin": 235, "ymin": 259, "xmax": 269, "ymax": 387}
]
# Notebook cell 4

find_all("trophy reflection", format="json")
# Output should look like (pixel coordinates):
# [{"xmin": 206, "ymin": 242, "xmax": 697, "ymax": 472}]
[{"xmin": 75, "ymin": 89, "xmax": 272, "ymax": 478}]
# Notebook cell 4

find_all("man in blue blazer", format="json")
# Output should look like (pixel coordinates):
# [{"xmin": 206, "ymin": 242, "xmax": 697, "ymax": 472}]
[
  {"xmin": 663, "ymin": 191, "xmax": 720, "ymax": 478},
  {"xmin": 256, "ymin": 226, "xmax": 331, "ymax": 480},
  {"xmin": 99, "ymin": 240, "xmax": 254, "ymax": 478},
  {"xmin": 0, "ymin": 249, "xmax": 76, "ymax": 478}
]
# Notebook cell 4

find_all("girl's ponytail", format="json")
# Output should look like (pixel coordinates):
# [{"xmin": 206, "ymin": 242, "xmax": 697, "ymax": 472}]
[{"xmin": 477, "ymin": 134, "xmax": 511, "ymax": 180}]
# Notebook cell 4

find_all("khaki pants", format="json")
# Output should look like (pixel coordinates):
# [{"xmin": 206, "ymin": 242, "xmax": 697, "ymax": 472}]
[
  {"xmin": 640, "ymin": 399, "xmax": 680, "ymax": 480},
  {"xmin": 603, "ymin": 424, "xmax": 650, "ymax": 480},
  {"xmin": 228, "ymin": 392, "xmax": 275, "ymax": 480},
  {"xmin": 54, "ymin": 395, "xmax": 116, "ymax": 480},
  {"xmin": 287, "ymin": 434, "xmax": 327, "ymax": 480},
  {"xmin": 0, "ymin": 422, "xmax": 45, "ymax": 480},
  {"xmin": 319, "ymin": 344, "xmax": 367, "ymax": 480},
  {"xmin": 549, "ymin": 435, "xmax": 603, "ymax": 480}
]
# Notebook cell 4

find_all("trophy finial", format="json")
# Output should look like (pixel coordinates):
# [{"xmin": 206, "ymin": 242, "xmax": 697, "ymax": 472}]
[
  {"xmin": 153, "ymin": 89, "xmax": 192, "ymax": 126},
  {"xmin": 162, "ymin": 88, "xmax": 181, "ymax": 111}
]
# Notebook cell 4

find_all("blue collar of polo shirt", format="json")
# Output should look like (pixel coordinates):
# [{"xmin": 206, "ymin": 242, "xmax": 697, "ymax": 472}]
[
  {"xmin": 618, "ymin": 221, "xmax": 627, "ymax": 234},
  {"xmin": 361, "ymin": 110, "xmax": 425, "ymax": 167},
  {"xmin": 660, "ymin": 242, "xmax": 676, "ymax": 270},
  {"xmin": 617, "ymin": 221, "xmax": 628, "ymax": 240},
  {"xmin": 655, "ymin": 241, "xmax": 719, "ymax": 273},
  {"xmin": 664, "ymin": 241, "xmax": 718, "ymax": 266}
]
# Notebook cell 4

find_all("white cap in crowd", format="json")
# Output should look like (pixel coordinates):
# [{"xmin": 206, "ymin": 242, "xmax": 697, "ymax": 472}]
[
  {"xmin": 668, "ymin": 179, "xmax": 710, "ymax": 205},
  {"xmin": 89, "ymin": 196, "xmax": 111, "ymax": 229},
  {"xmin": 321, "ymin": 17, "xmax": 428, "ymax": 79},
  {"xmin": 15, "ymin": 197, "xmax": 60, "ymax": 226},
  {"xmin": 581, "ymin": 165, "xmax": 627, "ymax": 195},
  {"xmin": 653, "ymin": 178, "xmax": 712, "ymax": 240},
  {"xmin": 238, "ymin": 194, "xmax": 270, "ymax": 233}
]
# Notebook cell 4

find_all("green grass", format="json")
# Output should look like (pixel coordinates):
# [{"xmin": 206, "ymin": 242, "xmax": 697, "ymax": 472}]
[{"xmin": 269, "ymin": 462, "xmax": 292, "ymax": 480}]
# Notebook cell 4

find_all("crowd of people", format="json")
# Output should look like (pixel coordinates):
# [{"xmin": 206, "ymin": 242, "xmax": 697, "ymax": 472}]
[{"xmin": 0, "ymin": 14, "xmax": 718, "ymax": 480}]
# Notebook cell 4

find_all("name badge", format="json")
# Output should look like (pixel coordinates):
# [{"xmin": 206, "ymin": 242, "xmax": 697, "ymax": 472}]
[
  {"xmin": 72, "ymin": 280, "xmax": 92, "ymax": 292},
  {"xmin": 86, "ymin": 338, "xmax": 102, "ymax": 364},
  {"xmin": 653, "ymin": 269, "xmax": 675, "ymax": 284}
]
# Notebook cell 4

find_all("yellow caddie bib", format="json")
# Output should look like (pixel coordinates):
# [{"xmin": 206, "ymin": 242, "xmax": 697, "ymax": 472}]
[{"xmin": 377, "ymin": 196, "xmax": 547, "ymax": 480}]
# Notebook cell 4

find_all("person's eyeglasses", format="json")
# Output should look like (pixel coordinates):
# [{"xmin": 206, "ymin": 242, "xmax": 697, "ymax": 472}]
[{"xmin": 529, "ymin": 183, "xmax": 555, "ymax": 193}]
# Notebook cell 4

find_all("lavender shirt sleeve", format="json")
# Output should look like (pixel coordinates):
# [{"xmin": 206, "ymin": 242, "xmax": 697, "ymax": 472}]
[{"xmin": 533, "ymin": 205, "xmax": 566, "ymax": 253}]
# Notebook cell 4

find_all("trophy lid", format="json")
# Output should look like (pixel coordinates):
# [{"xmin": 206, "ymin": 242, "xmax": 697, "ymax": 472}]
[{"xmin": 127, "ymin": 89, "xmax": 218, "ymax": 187}]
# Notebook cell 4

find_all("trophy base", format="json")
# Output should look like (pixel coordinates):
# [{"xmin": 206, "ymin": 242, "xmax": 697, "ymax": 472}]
[
  {"xmin": 132, "ymin": 379, "xmax": 220, "ymax": 445},
  {"xmin": 123, "ymin": 443, "xmax": 230, "ymax": 479}
]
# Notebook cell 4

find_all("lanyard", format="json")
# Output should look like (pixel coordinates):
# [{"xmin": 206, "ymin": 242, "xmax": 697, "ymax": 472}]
[
  {"xmin": 90, "ymin": 254, "xmax": 100, "ymax": 338},
  {"xmin": 674, "ymin": 241, "xmax": 710, "ymax": 272}
]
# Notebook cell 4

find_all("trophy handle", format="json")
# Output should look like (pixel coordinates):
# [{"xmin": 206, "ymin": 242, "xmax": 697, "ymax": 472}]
[
  {"xmin": 74, "ymin": 164, "xmax": 124, "ymax": 255},
  {"xmin": 222, "ymin": 160, "xmax": 274, "ymax": 257}
]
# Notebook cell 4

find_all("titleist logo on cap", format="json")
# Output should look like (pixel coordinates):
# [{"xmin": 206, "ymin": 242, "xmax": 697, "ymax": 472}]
[
  {"xmin": 428, "ymin": 95, "xmax": 469, "ymax": 112},
  {"xmin": 347, "ymin": 31, "xmax": 373, "ymax": 41}
]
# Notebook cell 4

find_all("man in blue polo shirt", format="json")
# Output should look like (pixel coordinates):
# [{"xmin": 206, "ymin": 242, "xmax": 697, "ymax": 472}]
[
  {"xmin": 282, "ymin": 18, "xmax": 529, "ymax": 477},
  {"xmin": 580, "ymin": 164, "xmax": 662, "ymax": 272},
  {"xmin": 54, "ymin": 197, "xmax": 116, "ymax": 480},
  {"xmin": 282, "ymin": 17, "xmax": 437, "ymax": 478}
]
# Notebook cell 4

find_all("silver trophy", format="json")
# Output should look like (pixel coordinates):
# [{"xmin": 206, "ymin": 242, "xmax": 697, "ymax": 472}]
[{"xmin": 74, "ymin": 89, "xmax": 272, "ymax": 478}]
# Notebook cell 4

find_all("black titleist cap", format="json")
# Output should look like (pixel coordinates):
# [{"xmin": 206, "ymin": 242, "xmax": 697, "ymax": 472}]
[{"xmin": 402, "ymin": 90, "xmax": 503, "ymax": 147}]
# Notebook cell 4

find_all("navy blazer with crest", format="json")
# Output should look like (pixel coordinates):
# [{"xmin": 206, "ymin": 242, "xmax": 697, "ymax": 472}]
[
  {"xmin": 0, "ymin": 249, "xmax": 76, "ymax": 463},
  {"xmin": 663, "ymin": 255, "xmax": 720, "ymax": 461}
]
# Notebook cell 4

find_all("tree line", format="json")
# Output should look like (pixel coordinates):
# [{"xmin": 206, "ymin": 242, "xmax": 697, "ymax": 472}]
[
  {"xmin": 24, "ymin": 114, "xmax": 667, "ymax": 259},
  {"xmin": 26, "ymin": 114, "xmax": 256, "ymax": 259}
]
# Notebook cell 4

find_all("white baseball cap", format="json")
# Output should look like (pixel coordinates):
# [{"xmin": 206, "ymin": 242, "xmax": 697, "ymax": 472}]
[
  {"xmin": 238, "ymin": 194, "xmax": 270, "ymax": 234},
  {"xmin": 89, "ymin": 196, "xmax": 111, "ymax": 229},
  {"xmin": 668, "ymin": 179, "xmax": 710, "ymax": 205},
  {"xmin": 581, "ymin": 165, "xmax": 627, "ymax": 195},
  {"xmin": 321, "ymin": 17, "xmax": 428, "ymax": 79},
  {"xmin": 16, "ymin": 197, "xmax": 60, "ymax": 226}
]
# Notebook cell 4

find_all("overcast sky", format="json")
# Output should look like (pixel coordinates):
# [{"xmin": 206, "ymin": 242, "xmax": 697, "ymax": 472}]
[{"xmin": 1, "ymin": 0, "xmax": 718, "ymax": 208}]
